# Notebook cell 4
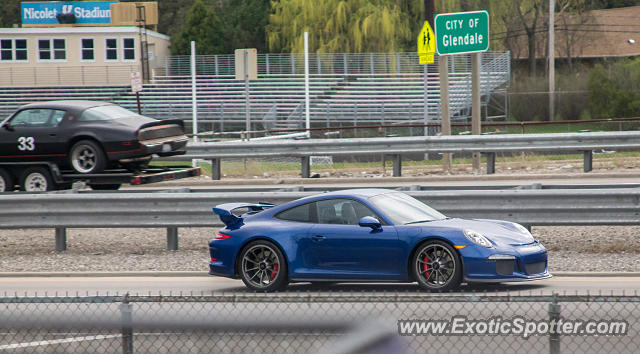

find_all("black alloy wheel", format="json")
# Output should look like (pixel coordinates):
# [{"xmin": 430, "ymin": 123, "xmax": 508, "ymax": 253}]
[
  {"xmin": 413, "ymin": 240, "xmax": 462, "ymax": 291},
  {"xmin": 239, "ymin": 240, "xmax": 288, "ymax": 292}
]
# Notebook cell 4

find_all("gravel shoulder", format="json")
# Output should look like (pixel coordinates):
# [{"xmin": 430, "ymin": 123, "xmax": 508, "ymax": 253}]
[{"xmin": 1, "ymin": 226, "xmax": 638, "ymax": 273}]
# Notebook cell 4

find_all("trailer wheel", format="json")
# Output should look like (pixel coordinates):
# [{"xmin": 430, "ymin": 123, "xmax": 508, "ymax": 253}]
[
  {"xmin": 70, "ymin": 140, "xmax": 106, "ymax": 174},
  {"xmin": 0, "ymin": 168, "xmax": 14, "ymax": 192},
  {"xmin": 20, "ymin": 167, "xmax": 54, "ymax": 192},
  {"xmin": 89, "ymin": 184, "xmax": 121, "ymax": 190}
]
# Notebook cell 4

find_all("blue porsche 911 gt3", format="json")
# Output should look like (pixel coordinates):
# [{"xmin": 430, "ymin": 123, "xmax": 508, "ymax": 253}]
[{"xmin": 209, "ymin": 189, "xmax": 550, "ymax": 292}]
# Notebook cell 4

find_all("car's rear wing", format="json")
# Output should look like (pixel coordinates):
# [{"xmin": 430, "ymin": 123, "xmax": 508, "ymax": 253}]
[{"xmin": 213, "ymin": 202, "xmax": 275, "ymax": 227}]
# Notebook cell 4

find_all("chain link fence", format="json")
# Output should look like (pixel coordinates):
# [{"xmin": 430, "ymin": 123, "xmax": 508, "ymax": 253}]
[
  {"xmin": 0, "ymin": 293, "xmax": 638, "ymax": 353},
  {"xmin": 161, "ymin": 52, "xmax": 509, "ymax": 77}
]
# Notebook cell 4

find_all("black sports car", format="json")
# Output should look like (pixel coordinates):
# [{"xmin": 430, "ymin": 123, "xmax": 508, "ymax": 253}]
[{"xmin": 0, "ymin": 100, "xmax": 188, "ymax": 174}]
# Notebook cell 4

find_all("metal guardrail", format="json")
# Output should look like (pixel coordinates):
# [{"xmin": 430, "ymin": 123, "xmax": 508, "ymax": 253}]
[
  {"xmin": 174, "ymin": 131, "xmax": 640, "ymax": 178},
  {"xmin": 1, "ymin": 188, "xmax": 638, "ymax": 251}
]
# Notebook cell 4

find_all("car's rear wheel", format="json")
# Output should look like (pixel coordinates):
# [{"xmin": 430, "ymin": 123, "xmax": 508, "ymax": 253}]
[
  {"xmin": 70, "ymin": 140, "xmax": 106, "ymax": 174},
  {"xmin": 0, "ymin": 168, "xmax": 14, "ymax": 192},
  {"xmin": 413, "ymin": 240, "xmax": 462, "ymax": 292},
  {"xmin": 239, "ymin": 240, "xmax": 288, "ymax": 292},
  {"xmin": 20, "ymin": 167, "xmax": 53, "ymax": 192}
]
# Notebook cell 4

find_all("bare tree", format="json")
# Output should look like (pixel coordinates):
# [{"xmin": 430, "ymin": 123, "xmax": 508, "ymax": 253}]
[
  {"xmin": 555, "ymin": 0, "xmax": 594, "ymax": 71},
  {"xmin": 513, "ymin": 0, "xmax": 546, "ymax": 77}
]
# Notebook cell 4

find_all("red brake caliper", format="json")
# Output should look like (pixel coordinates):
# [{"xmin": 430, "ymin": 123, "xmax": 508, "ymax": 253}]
[
  {"xmin": 423, "ymin": 254, "xmax": 430, "ymax": 278},
  {"xmin": 270, "ymin": 263, "xmax": 279, "ymax": 280}
]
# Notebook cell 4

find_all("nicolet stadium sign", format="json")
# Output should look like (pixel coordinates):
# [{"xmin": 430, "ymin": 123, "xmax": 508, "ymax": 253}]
[{"xmin": 21, "ymin": 1, "xmax": 117, "ymax": 26}]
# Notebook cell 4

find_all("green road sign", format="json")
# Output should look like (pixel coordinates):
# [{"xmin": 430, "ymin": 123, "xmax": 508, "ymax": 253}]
[{"xmin": 435, "ymin": 10, "xmax": 489, "ymax": 55}]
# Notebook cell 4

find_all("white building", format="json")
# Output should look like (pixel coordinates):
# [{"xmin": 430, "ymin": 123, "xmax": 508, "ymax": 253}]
[{"xmin": 0, "ymin": 1, "xmax": 169, "ymax": 87}]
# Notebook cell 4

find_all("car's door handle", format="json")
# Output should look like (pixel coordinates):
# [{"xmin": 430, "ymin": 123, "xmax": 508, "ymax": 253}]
[
  {"xmin": 48, "ymin": 133, "xmax": 56, "ymax": 137},
  {"xmin": 312, "ymin": 235, "xmax": 325, "ymax": 242}
]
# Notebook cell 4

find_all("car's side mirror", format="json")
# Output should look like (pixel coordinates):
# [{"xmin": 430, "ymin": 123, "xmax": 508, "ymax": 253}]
[{"xmin": 358, "ymin": 216, "xmax": 381, "ymax": 230}]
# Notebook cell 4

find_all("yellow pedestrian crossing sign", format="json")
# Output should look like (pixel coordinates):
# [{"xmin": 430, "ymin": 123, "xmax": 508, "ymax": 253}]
[{"xmin": 417, "ymin": 21, "xmax": 436, "ymax": 64}]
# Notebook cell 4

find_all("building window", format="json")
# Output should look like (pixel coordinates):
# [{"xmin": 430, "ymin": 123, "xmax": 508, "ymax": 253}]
[
  {"xmin": 38, "ymin": 39, "xmax": 50, "ymax": 60},
  {"xmin": 105, "ymin": 38, "xmax": 117, "ymax": 61},
  {"xmin": 123, "ymin": 38, "xmax": 135, "ymax": 60},
  {"xmin": 0, "ymin": 39, "xmax": 27, "ymax": 62},
  {"xmin": 38, "ymin": 38, "xmax": 65, "ymax": 61},
  {"xmin": 1, "ymin": 39, "xmax": 12, "ymax": 61},
  {"xmin": 81, "ymin": 38, "xmax": 94, "ymax": 61},
  {"xmin": 15, "ymin": 39, "xmax": 27, "ymax": 61},
  {"xmin": 53, "ymin": 39, "xmax": 65, "ymax": 60}
]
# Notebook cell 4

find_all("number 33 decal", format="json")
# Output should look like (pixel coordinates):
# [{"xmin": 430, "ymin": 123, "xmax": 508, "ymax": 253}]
[{"xmin": 18, "ymin": 136, "xmax": 35, "ymax": 151}]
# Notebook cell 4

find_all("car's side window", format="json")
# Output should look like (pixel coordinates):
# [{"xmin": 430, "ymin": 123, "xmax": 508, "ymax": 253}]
[
  {"xmin": 10, "ymin": 109, "xmax": 65, "ymax": 128},
  {"xmin": 316, "ymin": 199, "xmax": 343, "ymax": 224},
  {"xmin": 316, "ymin": 198, "xmax": 382, "ymax": 225},
  {"xmin": 275, "ymin": 202, "xmax": 315, "ymax": 223},
  {"xmin": 50, "ymin": 110, "xmax": 66, "ymax": 125}
]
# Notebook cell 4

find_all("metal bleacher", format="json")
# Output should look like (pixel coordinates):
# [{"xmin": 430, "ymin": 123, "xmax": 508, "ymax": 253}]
[
  {"xmin": 0, "ymin": 51, "xmax": 510, "ymax": 134},
  {"xmin": 0, "ymin": 86, "xmax": 131, "ymax": 118}
]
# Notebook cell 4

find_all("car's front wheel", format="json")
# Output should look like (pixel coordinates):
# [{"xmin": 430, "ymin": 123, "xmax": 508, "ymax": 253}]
[
  {"xmin": 239, "ymin": 240, "xmax": 288, "ymax": 292},
  {"xmin": 70, "ymin": 140, "xmax": 106, "ymax": 174},
  {"xmin": 413, "ymin": 240, "xmax": 462, "ymax": 292}
]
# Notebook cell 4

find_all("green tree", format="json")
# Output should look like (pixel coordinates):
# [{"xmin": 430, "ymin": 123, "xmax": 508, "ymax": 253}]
[
  {"xmin": 155, "ymin": 0, "xmax": 197, "ymax": 38},
  {"xmin": 222, "ymin": 0, "xmax": 271, "ymax": 52},
  {"xmin": 588, "ymin": 60, "xmax": 640, "ymax": 118},
  {"xmin": 170, "ymin": 0, "xmax": 225, "ymax": 55},
  {"xmin": 267, "ymin": 0, "xmax": 422, "ymax": 53},
  {"xmin": 0, "ymin": 0, "xmax": 21, "ymax": 28}
]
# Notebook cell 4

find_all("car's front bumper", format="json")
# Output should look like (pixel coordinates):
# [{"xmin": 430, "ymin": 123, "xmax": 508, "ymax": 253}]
[{"xmin": 460, "ymin": 241, "xmax": 551, "ymax": 283}]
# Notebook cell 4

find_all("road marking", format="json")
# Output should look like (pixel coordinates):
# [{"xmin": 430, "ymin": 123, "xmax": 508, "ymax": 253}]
[{"xmin": 0, "ymin": 334, "xmax": 120, "ymax": 349}]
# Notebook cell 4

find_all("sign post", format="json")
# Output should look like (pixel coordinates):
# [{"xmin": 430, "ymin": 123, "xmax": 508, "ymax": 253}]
[
  {"xmin": 130, "ymin": 71, "xmax": 143, "ymax": 114},
  {"xmin": 435, "ymin": 11, "xmax": 489, "ymax": 56},
  {"xmin": 417, "ymin": 21, "xmax": 437, "ymax": 161},
  {"xmin": 435, "ymin": 10, "xmax": 489, "ymax": 173},
  {"xmin": 417, "ymin": 21, "xmax": 436, "ymax": 64},
  {"xmin": 235, "ymin": 49, "xmax": 257, "ymax": 140}
]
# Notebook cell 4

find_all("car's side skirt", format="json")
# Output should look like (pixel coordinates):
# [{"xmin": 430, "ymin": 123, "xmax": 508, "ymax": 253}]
[
  {"xmin": 291, "ymin": 278, "xmax": 410, "ymax": 283},
  {"xmin": 464, "ymin": 274, "xmax": 553, "ymax": 283}
]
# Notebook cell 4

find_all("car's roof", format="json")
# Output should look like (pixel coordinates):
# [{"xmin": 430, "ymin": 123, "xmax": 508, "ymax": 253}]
[
  {"xmin": 319, "ymin": 188, "xmax": 396, "ymax": 197},
  {"xmin": 19, "ymin": 100, "xmax": 113, "ymax": 111},
  {"xmin": 294, "ymin": 188, "xmax": 396, "ymax": 204}
]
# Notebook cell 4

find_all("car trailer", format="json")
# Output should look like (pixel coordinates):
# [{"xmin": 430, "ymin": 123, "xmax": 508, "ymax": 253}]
[{"xmin": 0, "ymin": 162, "xmax": 201, "ymax": 192}]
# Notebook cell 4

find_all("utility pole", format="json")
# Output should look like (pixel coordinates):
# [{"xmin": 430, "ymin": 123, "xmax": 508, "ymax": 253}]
[
  {"xmin": 549, "ymin": 0, "xmax": 555, "ymax": 121},
  {"xmin": 425, "ymin": 0, "xmax": 434, "ymax": 27}
]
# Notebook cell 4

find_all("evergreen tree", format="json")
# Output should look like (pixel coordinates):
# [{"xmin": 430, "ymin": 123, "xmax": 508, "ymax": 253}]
[
  {"xmin": 171, "ymin": 0, "xmax": 225, "ymax": 55},
  {"xmin": 222, "ymin": 0, "xmax": 271, "ymax": 53}
]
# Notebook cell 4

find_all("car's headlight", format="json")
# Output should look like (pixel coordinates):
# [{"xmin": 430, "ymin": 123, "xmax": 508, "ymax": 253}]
[{"xmin": 463, "ymin": 229, "xmax": 493, "ymax": 248}]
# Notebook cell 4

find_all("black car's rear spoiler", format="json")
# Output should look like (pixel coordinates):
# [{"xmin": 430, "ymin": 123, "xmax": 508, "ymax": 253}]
[{"xmin": 139, "ymin": 118, "xmax": 184, "ymax": 130}]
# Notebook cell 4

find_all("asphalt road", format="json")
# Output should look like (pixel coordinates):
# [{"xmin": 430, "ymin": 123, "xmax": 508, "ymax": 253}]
[{"xmin": 1, "ymin": 276, "xmax": 639, "ymax": 296}]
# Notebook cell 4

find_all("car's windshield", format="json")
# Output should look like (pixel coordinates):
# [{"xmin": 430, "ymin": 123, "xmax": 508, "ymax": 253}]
[
  {"xmin": 79, "ymin": 105, "xmax": 140, "ymax": 121},
  {"xmin": 369, "ymin": 192, "xmax": 447, "ymax": 225}
]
